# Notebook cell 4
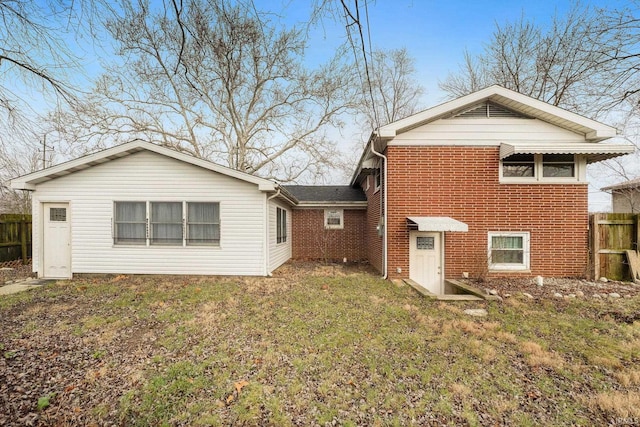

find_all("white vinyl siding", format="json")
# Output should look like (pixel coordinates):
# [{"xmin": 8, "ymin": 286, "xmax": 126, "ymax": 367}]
[
  {"xmin": 389, "ymin": 118, "xmax": 587, "ymax": 144},
  {"xmin": 32, "ymin": 151, "xmax": 267, "ymax": 276},
  {"xmin": 269, "ymin": 200, "xmax": 291, "ymax": 271}
]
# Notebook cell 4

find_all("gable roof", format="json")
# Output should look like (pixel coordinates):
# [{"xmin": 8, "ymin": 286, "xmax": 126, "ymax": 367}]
[
  {"xmin": 10, "ymin": 140, "xmax": 277, "ymax": 192},
  {"xmin": 601, "ymin": 177, "xmax": 640, "ymax": 192},
  {"xmin": 283, "ymin": 185, "xmax": 366, "ymax": 207},
  {"xmin": 351, "ymin": 85, "xmax": 635, "ymax": 185},
  {"xmin": 378, "ymin": 85, "xmax": 617, "ymax": 141}
]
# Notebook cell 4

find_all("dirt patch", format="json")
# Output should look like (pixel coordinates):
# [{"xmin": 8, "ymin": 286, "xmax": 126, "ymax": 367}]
[{"xmin": 0, "ymin": 260, "xmax": 35, "ymax": 284}]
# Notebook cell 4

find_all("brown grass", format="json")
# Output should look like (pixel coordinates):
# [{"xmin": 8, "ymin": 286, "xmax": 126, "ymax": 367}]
[
  {"xmin": 615, "ymin": 370, "xmax": 640, "ymax": 387},
  {"xmin": 521, "ymin": 341, "xmax": 564, "ymax": 368},
  {"xmin": 589, "ymin": 391, "xmax": 640, "ymax": 418}
]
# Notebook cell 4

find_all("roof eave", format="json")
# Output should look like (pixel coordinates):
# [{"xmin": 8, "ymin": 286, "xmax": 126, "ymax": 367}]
[{"xmin": 10, "ymin": 140, "xmax": 277, "ymax": 191}]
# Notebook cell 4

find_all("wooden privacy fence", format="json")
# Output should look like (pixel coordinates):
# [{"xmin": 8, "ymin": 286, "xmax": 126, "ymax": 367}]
[
  {"xmin": 0, "ymin": 214, "xmax": 32, "ymax": 264},
  {"xmin": 590, "ymin": 213, "xmax": 640, "ymax": 282}
]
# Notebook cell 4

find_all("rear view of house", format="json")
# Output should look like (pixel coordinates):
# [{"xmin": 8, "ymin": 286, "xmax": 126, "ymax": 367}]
[
  {"xmin": 11, "ymin": 86, "xmax": 635, "ymax": 287},
  {"xmin": 350, "ymin": 86, "xmax": 634, "ymax": 293}
]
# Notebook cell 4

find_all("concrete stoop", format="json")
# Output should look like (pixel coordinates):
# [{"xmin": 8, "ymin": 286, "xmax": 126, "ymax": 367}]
[{"xmin": 403, "ymin": 278, "xmax": 498, "ymax": 301}]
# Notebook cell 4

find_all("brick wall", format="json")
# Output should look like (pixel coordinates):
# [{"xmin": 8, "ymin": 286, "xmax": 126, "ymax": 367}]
[
  {"xmin": 291, "ymin": 208, "xmax": 367, "ymax": 262},
  {"xmin": 362, "ymin": 175, "xmax": 383, "ymax": 272},
  {"xmin": 385, "ymin": 146, "xmax": 589, "ymax": 279}
]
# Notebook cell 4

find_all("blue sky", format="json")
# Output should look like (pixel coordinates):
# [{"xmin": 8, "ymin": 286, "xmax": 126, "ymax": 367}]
[
  {"xmin": 21, "ymin": 0, "xmax": 636, "ymax": 209},
  {"xmin": 273, "ymin": 0, "xmax": 628, "ymax": 106}
]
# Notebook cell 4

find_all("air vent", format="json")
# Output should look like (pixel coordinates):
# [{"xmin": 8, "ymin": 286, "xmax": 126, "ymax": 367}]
[{"xmin": 452, "ymin": 102, "xmax": 527, "ymax": 119}]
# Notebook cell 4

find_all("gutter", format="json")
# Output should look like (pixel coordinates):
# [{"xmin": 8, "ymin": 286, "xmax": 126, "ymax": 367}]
[{"xmin": 369, "ymin": 135, "xmax": 388, "ymax": 279}]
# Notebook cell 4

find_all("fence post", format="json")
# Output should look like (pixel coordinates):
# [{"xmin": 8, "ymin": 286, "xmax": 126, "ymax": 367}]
[
  {"xmin": 20, "ymin": 215, "xmax": 27, "ymax": 265},
  {"xmin": 636, "ymin": 214, "xmax": 640, "ymax": 253},
  {"xmin": 591, "ymin": 213, "xmax": 600, "ymax": 281}
]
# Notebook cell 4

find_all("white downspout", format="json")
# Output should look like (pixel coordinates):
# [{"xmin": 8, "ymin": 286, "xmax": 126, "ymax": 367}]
[
  {"xmin": 265, "ymin": 187, "xmax": 282, "ymax": 277},
  {"xmin": 369, "ymin": 138, "xmax": 388, "ymax": 279}
]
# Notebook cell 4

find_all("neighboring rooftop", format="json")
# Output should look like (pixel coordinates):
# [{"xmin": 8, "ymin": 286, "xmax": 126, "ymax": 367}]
[
  {"xmin": 601, "ymin": 177, "xmax": 640, "ymax": 191},
  {"xmin": 283, "ymin": 185, "xmax": 367, "ymax": 203}
]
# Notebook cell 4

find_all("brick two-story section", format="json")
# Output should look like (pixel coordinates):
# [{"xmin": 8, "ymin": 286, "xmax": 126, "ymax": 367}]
[{"xmin": 289, "ymin": 86, "xmax": 634, "ymax": 294}]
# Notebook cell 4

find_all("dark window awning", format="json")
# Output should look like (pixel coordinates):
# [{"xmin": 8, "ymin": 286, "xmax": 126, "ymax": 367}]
[
  {"xmin": 407, "ymin": 217, "xmax": 468, "ymax": 232},
  {"xmin": 499, "ymin": 142, "xmax": 635, "ymax": 164}
]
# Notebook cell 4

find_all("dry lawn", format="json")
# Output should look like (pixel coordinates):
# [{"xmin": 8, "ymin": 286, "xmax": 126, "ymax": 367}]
[{"xmin": 1, "ymin": 262, "xmax": 639, "ymax": 426}]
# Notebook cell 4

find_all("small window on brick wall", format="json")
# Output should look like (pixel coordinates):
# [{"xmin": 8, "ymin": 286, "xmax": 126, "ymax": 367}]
[
  {"xmin": 324, "ymin": 209, "xmax": 344, "ymax": 229},
  {"xmin": 488, "ymin": 232, "xmax": 530, "ymax": 271}
]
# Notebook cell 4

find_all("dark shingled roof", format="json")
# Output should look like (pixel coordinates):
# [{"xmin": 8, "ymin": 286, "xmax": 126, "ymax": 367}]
[{"xmin": 283, "ymin": 185, "xmax": 366, "ymax": 203}]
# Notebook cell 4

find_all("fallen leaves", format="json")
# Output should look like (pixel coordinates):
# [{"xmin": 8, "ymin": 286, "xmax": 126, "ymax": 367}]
[{"xmin": 222, "ymin": 380, "xmax": 250, "ymax": 406}]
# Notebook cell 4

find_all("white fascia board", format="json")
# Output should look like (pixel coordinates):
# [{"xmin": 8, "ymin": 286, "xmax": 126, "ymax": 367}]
[
  {"xmin": 10, "ymin": 179, "xmax": 34, "ymax": 190},
  {"xmin": 10, "ymin": 140, "xmax": 277, "ymax": 191}
]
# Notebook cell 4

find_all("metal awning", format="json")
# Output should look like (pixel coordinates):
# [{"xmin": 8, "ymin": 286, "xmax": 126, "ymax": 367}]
[
  {"xmin": 407, "ymin": 217, "xmax": 468, "ymax": 232},
  {"xmin": 499, "ymin": 142, "xmax": 635, "ymax": 164}
]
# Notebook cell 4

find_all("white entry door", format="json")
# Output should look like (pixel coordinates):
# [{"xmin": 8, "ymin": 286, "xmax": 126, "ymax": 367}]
[
  {"xmin": 42, "ymin": 203, "xmax": 71, "ymax": 278},
  {"xmin": 409, "ymin": 231, "xmax": 442, "ymax": 294}
]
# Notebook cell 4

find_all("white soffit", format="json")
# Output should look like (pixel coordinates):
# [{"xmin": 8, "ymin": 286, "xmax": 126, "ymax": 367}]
[
  {"xmin": 500, "ymin": 142, "xmax": 635, "ymax": 163},
  {"xmin": 407, "ymin": 217, "xmax": 469, "ymax": 232}
]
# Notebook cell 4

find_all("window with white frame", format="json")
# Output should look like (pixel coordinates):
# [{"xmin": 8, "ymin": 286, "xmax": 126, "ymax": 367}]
[
  {"xmin": 114, "ymin": 201, "xmax": 220, "ymax": 246},
  {"xmin": 501, "ymin": 154, "xmax": 577, "ymax": 182},
  {"xmin": 276, "ymin": 207, "xmax": 287, "ymax": 243},
  {"xmin": 151, "ymin": 202, "xmax": 183, "ymax": 245},
  {"xmin": 324, "ymin": 209, "xmax": 344, "ymax": 229},
  {"xmin": 187, "ymin": 202, "xmax": 220, "ymax": 246},
  {"xmin": 375, "ymin": 168, "xmax": 381, "ymax": 191},
  {"xmin": 114, "ymin": 202, "xmax": 147, "ymax": 245},
  {"xmin": 542, "ymin": 154, "xmax": 575, "ymax": 177},
  {"xmin": 488, "ymin": 232, "xmax": 530, "ymax": 271}
]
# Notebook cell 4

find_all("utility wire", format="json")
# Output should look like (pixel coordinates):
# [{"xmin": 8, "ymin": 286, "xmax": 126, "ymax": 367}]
[{"xmin": 340, "ymin": 0, "xmax": 381, "ymax": 131}]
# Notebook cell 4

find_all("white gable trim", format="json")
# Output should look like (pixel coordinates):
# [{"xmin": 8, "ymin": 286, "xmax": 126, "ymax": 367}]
[
  {"xmin": 378, "ymin": 85, "xmax": 617, "ymax": 141},
  {"xmin": 11, "ymin": 140, "xmax": 277, "ymax": 192}
]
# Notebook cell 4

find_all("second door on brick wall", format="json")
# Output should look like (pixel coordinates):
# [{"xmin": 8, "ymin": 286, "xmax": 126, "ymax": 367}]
[{"xmin": 409, "ymin": 231, "xmax": 442, "ymax": 294}]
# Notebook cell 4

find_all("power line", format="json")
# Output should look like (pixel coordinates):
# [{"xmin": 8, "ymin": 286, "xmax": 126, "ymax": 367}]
[{"xmin": 340, "ymin": 0, "xmax": 380, "ymax": 131}]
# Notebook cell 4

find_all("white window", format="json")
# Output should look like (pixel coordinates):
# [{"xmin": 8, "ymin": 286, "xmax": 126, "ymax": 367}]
[
  {"xmin": 501, "ymin": 154, "xmax": 578, "ymax": 182},
  {"xmin": 114, "ymin": 201, "xmax": 220, "ymax": 246},
  {"xmin": 187, "ymin": 202, "xmax": 220, "ymax": 246},
  {"xmin": 542, "ymin": 154, "xmax": 575, "ymax": 177},
  {"xmin": 488, "ymin": 232, "xmax": 530, "ymax": 271},
  {"xmin": 114, "ymin": 202, "xmax": 147, "ymax": 245},
  {"xmin": 324, "ymin": 209, "xmax": 344, "ymax": 229},
  {"xmin": 375, "ymin": 169, "xmax": 381, "ymax": 191},
  {"xmin": 150, "ymin": 202, "xmax": 183, "ymax": 245},
  {"xmin": 277, "ymin": 207, "xmax": 287, "ymax": 244}
]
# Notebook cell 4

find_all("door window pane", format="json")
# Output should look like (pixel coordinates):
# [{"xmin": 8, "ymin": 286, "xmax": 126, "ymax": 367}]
[
  {"xmin": 417, "ymin": 236, "xmax": 435, "ymax": 250},
  {"xmin": 50, "ymin": 208, "xmax": 67, "ymax": 222}
]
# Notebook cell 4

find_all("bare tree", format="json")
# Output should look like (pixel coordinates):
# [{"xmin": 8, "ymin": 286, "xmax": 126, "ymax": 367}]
[
  {"xmin": 0, "ymin": 0, "xmax": 114, "ymax": 213},
  {"xmin": 358, "ymin": 48, "xmax": 424, "ymax": 130},
  {"xmin": 440, "ymin": 5, "xmax": 614, "ymax": 116},
  {"xmin": 440, "ymin": 2, "xmax": 640, "ymax": 204},
  {"xmin": 52, "ymin": 0, "xmax": 359, "ymax": 182}
]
